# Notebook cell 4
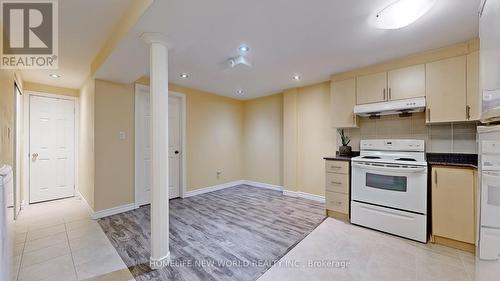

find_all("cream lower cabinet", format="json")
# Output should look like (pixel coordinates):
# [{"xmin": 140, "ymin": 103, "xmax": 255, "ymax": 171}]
[
  {"xmin": 325, "ymin": 160, "xmax": 350, "ymax": 221},
  {"xmin": 431, "ymin": 166, "xmax": 477, "ymax": 252},
  {"xmin": 331, "ymin": 78, "xmax": 357, "ymax": 128}
]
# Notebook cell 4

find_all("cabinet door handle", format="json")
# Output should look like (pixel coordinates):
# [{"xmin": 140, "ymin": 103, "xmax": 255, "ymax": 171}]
[
  {"xmin": 330, "ymin": 166, "xmax": 341, "ymax": 170},
  {"xmin": 331, "ymin": 181, "xmax": 342, "ymax": 185},
  {"xmin": 434, "ymin": 170, "xmax": 438, "ymax": 185},
  {"xmin": 388, "ymin": 88, "xmax": 392, "ymax": 100},
  {"xmin": 427, "ymin": 108, "xmax": 431, "ymax": 122},
  {"xmin": 466, "ymin": 105, "xmax": 471, "ymax": 120},
  {"xmin": 383, "ymin": 88, "xmax": 386, "ymax": 100}
]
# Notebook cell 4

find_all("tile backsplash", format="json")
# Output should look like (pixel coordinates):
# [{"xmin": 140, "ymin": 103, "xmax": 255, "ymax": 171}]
[{"xmin": 338, "ymin": 113, "xmax": 478, "ymax": 154}]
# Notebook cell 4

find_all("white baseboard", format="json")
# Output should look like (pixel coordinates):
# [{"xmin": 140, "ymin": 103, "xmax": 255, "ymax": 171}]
[
  {"xmin": 91, "ymin": 203, "xmax": 135, "ymax": 219},
  {"xmin": 183, "ymin": 180, "xmax": 245, "ymax": 198},
  {"xmin": 283, "ymin": 190, "xmax": 325, "ymax": 203},
  {"xmin": 90, "ymin": 181, "xmax": 318, "ymax": 218},
  {"xmin": 241, "ymin": 180, "xmax": 283, "ymax": 191},
  {"xmin": 76, "ymin": 191, "xmax": 95, "ymax": 216}
]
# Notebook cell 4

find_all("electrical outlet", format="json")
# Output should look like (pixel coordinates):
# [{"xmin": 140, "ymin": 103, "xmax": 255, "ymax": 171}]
[{"xmin": 119, "ymin": 131, "xmax": 126, "ymax": 140}]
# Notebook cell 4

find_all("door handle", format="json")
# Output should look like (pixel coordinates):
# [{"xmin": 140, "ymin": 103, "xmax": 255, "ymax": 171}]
[
  {"xmin": 32, "ymin": 153, "xmax": 39, "ymax": 161},
  {"xmin": 174, "ymin": 150, "xmax": 180, "ymax": 155}
]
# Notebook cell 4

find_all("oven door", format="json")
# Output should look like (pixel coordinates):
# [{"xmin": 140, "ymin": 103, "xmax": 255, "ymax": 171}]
[
  {"xmin": 481, "ymin": 171, "xmax": 500, "ymax": 228},
  {"xmin": 351, "ymin": 162, "xmax": 427, "ymax": 214}
]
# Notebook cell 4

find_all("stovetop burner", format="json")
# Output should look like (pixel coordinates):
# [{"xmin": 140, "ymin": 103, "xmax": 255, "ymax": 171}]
[{"xmin": 395, "ymin": 158, "xmax": 417, "ymax": 162}]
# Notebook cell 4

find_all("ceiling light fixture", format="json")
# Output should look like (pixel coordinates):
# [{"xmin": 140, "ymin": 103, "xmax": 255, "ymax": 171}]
[
  {"xmin": 371, "ymin": 0, "xmax": 437, "ymax": 30},
  {"xmin": 180, "ymin": 73, "xmax": 189, "ymax": 78},
  {"xmin": 236, "ymin": 89, "xmax": 244, "ymax": 95},
  {"xmin": 238, "ymin": 45, "xmax": 250, "ymax": 53},
  {"xmin": 292, "ymin": 75, "xmax": 301, "ymax": 81},
  {"xmin": 49, "ymin": 74, "xmax": 60, "ymax": 78}
]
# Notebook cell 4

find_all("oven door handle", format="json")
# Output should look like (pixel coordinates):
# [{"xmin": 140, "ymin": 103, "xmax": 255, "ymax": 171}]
[
  {"xmin": 483, "ymin": 171, "xmax": 500, "ymax": 177},
  {"xmin": 353, "ymin": 163, "xmax": 426, "ymax": 173}
]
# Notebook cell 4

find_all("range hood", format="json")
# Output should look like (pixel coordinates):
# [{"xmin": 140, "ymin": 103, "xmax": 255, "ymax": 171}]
[{"xmin": 354, "ymin": 97, "xmax": 426, "ymax": 117}]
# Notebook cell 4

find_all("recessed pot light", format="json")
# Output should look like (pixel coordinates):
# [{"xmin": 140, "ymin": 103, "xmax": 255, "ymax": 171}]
[
  {"xmin": 49, "ymin": 74, "xmax": 60, "ymax": 78},
  {"xmin": 235, "ymin": 90, "xmax": 244, "ymax": 95},
  {"xmin": 292, "ymin": 75, "xmax": 301, "ymax": 81},
  {"xmin": 238, "ymin": 45, "xmax": 250, "ymax": 53},
  {"xmin": 372, "ymin": 0, "xmax": 437, "ymax": 30},
  {"xmin": 180, "ymin": 73, "xmax": 189, "ymax": 78}
]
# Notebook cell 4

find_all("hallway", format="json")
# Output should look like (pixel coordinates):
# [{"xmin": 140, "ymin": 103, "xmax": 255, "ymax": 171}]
[{"xmin": 11, "ymin": 197, "xmax": 133, "ymax": 281}]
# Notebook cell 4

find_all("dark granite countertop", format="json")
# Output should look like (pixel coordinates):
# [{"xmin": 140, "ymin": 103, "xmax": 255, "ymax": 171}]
[
  {"xmin": 324, "ymin": 151, "xmax": 360, "ymax": 162},
  {"xmin": 324, "ymin": 152, "xmax": 478, "ymax": 168},
  {"xmin": 426, "ymin": 153, "xmax": 478, "ymax": 169}
]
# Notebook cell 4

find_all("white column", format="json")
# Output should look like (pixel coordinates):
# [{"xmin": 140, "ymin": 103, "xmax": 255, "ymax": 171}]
[{"xmin": 141, "ymin": 33, "xmax": 170, "ymax": 269}]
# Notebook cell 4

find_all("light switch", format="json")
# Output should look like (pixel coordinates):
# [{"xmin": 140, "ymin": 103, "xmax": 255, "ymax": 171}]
[{"xmin": 119, "ymin": 131, "xmax": 126, "ymax": 140}]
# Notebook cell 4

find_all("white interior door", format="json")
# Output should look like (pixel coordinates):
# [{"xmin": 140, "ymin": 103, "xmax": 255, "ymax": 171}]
[
  {"xmin": 136, "ymin": 87, "xmax": 182, "ymax": 206},
  {"xmin": 168, "ymin": 97, "xmax": 181, "ymax": 199},
  {"xmin": 29, "ymin": 95, "xmax": 75, "ymax": 203}
]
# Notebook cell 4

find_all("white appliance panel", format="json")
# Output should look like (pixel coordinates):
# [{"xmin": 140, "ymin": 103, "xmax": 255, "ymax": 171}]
[
  {"xmin": 351, "ymin": 201, "xmax": 427, "ymax": 243},
  {"xmin": 481, "ymin": 172, "xmax": 500, "ymax": 228},
  {"xmin": 0, "ymin": 165, "xmax": 13, "ymax": 281},
  {"xmin": 479, "ymin": 227, "xmax": 500, "ymax": 260},
  {"xmin": 480, "ymin": 0, "xmax": 500, "ymax": 122},
  {"xmin": 352, "ymin": 162, "xmax": 427, "ymax": 214},
  {"xmin": 478, "ymin": 125, "xmax": 500, "ymax": 260}
]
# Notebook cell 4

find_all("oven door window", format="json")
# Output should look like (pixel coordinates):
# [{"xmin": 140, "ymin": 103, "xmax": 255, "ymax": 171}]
[{"xmin": 366, "ymin": 173, "xmax": 407, "ymax": 192}]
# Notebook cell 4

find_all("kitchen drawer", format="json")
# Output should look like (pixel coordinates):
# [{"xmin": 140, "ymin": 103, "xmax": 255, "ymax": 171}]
[
  {"xmin": 325, "ymin": 172, "xmax": 349, "ymax": 193},
  {"xmin": 325, "ymin": 191, "xmax": 349, "ymax": 214},
  {"xmin": 325, "ymin": 160, "xmax": 349, "ymax": 174}
]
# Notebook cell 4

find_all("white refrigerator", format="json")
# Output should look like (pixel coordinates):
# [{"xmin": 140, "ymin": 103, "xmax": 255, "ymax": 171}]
[{"xmin": 478, "ymin": 0, "xmax": 500, "ymax": 260}]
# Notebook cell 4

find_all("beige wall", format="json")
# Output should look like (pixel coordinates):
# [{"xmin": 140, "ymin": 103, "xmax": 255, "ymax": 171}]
[
  {"xmin": 169, "ymin": 84, "xmax": 244, "ymax": 191},
  {"xmin": 79, "ymin": 77, "xmax": 95, "ymax": 209},
  {"xmin": 79, "ymin": 77, "xmax": 336, "ymax": 211},
  {"xmin": 283, "ymin": 82, "xmax": 336, "ymax": 197},
  {"xmin": 0, "ymin": 71, "xmax": 22, "ymax": 166},
  {"xmin": 94, "ymin": 80, "xmax": 135, "ymax": 211},
  {"xmin": 24, "ymin": 82, "xmax": 79, "ymax": 97},
  {"xmin": 283, "ymin": 89, "xmax": 299, "ymax": 192},
  {"xmin": 243, "ymin": 93, "xmax": 283, "ymax": 186},
  {"xmin": 86, "ymin": 80, "xmax": 245, "ymax": 211}
]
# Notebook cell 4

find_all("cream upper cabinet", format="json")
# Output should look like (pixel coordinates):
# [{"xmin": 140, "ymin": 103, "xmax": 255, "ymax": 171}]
[
  {"xmin": 331, "ymin": 78, "xmax": 357, "ymax": 128},
  {"xmin": 467, "ymin": 51, "xmax": 480, "ymax": 121},
  {"xmin": 426, "ymin": 56, "xmax": 467, "ymax": 123},
  {"xmin": 356, "ymin": 72, "xmax": 387, "ymax": 105},
  {"xmin": 388, "ymin": 64, "xmax": 426, "ymax": 101},
  {"xmin": 432, "ymin": 166, "xmax": 476, "ymax": 244}
]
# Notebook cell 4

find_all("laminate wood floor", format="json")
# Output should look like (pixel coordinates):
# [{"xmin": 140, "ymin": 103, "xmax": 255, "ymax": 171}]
[{"xmin": 98, "ymin": 185, "xmax": 326, "ymax": 281}]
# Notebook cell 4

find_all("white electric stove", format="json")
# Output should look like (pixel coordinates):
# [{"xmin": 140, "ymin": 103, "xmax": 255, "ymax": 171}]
[{"xmin": 350, "ymin": 139, "xmax": 428, "ymax": 243}]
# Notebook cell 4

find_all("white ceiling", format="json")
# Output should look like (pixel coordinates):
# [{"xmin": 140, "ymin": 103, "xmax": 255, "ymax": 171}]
[
  {"xmin": 96, "ymin": 0, "xmax": 480, "ymax": 100},
  {"xmin": 20, "ymin": 0, "xmax": 133, "ymax": 89}
]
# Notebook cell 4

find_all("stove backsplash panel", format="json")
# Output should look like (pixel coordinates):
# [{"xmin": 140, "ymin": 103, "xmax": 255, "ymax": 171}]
[{"xmin": 338, "ymin": 113, "xmax": 478, "ymax": 154}]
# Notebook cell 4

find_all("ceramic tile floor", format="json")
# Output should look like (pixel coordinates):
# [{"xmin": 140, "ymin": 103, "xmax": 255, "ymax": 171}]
[
  {"xmin": 257, "ymin": 218, "xmax": 500, "ymax": 281},
  {"xmin": 10, "ymin": 197, "xmax": 134, "ymax": 281}
]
